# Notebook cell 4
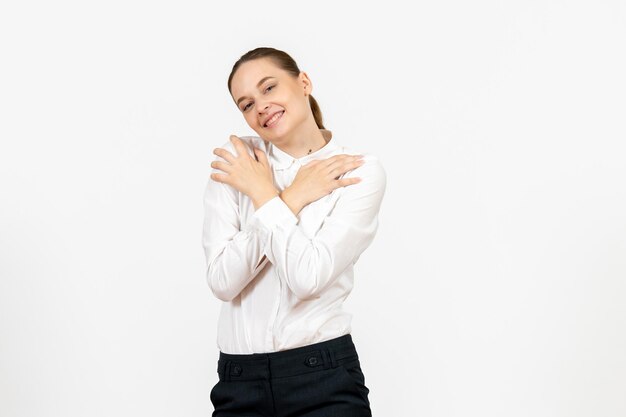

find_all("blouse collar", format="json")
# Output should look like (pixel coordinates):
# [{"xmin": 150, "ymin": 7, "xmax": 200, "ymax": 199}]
[{"xmin": 268, "ymin": 129, "xmax": 338, "ymax": 171}]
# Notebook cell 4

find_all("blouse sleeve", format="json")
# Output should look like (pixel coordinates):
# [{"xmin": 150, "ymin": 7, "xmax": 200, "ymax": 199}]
[
  {"xmin": 247, "ymin": 155, "xmax": 387, "ymax": 301},
  {"xmin": 202, "ymin": 139, "xmax": 270, "ymax": 302}
]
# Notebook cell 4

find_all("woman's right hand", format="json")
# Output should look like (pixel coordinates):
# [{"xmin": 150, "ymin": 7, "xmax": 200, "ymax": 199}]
[{"xmin": 280, "ymin": 154, "xmax": 366, "ymax": 215}]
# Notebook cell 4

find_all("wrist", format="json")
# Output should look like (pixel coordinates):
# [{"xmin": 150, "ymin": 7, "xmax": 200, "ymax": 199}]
[
  {"xmin": 251, "ymin": 187, "xmax": 279, "ymax": 210},
  {"xmin": 280, "ymin": 186, "xmax": 306, "ymax": 216}
]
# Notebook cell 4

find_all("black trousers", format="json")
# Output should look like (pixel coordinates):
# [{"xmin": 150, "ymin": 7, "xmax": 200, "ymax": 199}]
[{"xmin": 210, "ymin": 333, "xmax": 372, "ymax": 417}]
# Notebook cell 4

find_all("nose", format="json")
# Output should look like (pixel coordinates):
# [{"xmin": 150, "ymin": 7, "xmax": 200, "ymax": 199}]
[{"xmin": 257, "ymin": 102, "xmax": 270, "ymax": 114}]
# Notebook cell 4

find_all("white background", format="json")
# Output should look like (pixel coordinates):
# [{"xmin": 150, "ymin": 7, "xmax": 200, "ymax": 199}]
[{"xmin": 1, "ymin": 1, "xmax": 625, "ymax": 416}]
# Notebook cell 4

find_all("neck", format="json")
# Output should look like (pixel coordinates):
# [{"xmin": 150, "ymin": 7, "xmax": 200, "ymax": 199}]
[{"xmin": 271, "ymin": 118, "xmax": 327, "ymax": 159}]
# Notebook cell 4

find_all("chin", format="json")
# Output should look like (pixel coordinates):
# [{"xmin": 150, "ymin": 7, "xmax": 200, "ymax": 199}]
[
  {"xmin": 254, "ymin": 128, "xmax": 274, "ymax": 141},
  {"xmin": 261, "ymin": 124, "xmax": 289, "ymax": 140}
]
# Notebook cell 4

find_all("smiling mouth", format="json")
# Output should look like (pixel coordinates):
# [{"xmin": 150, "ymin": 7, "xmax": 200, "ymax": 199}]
[{"xmin": 264, "ymin": 111, "xmax": 284, "ymax": 128}]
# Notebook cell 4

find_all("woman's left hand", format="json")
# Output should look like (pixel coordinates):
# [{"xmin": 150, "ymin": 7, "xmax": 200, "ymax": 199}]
[{"xmin": 210, "ymin": 135, "xmax": 279, "ymax": 209}]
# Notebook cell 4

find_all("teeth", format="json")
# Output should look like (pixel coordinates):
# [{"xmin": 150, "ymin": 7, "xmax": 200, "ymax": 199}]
[{"xmin": 265, "ymin": 111, "xmax": 283, "ymax": 127}]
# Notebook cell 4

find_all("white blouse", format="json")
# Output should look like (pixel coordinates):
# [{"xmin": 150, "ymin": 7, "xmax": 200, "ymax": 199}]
[{"xmin": 202, "ymin": 129, "xmax": 386, "ymax": 354}]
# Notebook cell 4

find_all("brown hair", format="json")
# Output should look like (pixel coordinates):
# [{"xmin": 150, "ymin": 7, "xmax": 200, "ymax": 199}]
[{"xmin": 227, "ymin": 47, "xmax": 325, "ymax": 130}]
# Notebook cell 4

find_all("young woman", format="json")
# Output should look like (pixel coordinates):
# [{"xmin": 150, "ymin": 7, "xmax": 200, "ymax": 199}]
[{"xmin": 202, "ymin": 46, "xmax": 386, "ymax": 416}]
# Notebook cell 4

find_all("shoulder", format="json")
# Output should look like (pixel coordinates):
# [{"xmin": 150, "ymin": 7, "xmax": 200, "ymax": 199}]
[
  {"xmin": 213, "ymin": 135, "xmax": 267, "ymax": 160},
  {"xmin": 338, "ymin": 146, "xmax": 387, "ymax": 187}
]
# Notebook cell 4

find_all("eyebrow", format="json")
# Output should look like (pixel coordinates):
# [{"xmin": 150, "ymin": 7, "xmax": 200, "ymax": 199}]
[{"xmin": 236, "ymin": 76, "xmax": 277, "ymax": 106}]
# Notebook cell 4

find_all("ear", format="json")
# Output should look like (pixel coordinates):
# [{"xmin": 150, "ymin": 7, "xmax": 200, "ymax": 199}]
[{"xmin": 299, "ymin": 71, "xmax": 312, "ymax": 95}]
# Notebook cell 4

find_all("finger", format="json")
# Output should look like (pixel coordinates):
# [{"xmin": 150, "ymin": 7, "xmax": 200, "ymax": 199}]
[
  {"xmin": 230, "ymin": 135, "xmax": 251, "ymax": 158},
  {"xmin": 336, "ymin": 157, "xmax": 366, "ymax": 171},
  {"xmin": 213, "ymin": 148, "xmax": 236, "ymax": 163},
  {"xmin": 347, "ymin": 158, "xmax": 366, "ymax": 170},
  {"xmin": 254, "ymin": 148, "xmax": 269, "ymax": 165},
  {"xmin": 327, "ymin": 153, "xmax": 364, "ymax": 163},
  {"xmin": 322, "ymin": 154, "xmax": 364, "ymax": 170},
  {"xmin": 210, "ymin": 160, "xmax": 231, "ymax": 173},
  {"xmin": 336, "ymin": 177, "xmax": 362, "ymax": 187},
  {"xmin": 210, "ymin": 172, "xmax": 229, "ymax": 183},
  {"xmin": 326, "ymin": 157, "xmax": 365, "ymax": 178},
  {"xmin": 321, "ymin": 154, "xmax": 347, "ymax": 166}
]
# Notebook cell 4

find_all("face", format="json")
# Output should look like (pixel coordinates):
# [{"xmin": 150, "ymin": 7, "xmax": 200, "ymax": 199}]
[{"xmin": 230, "ymin": 58, "xmax": 312, "ymax": 140}]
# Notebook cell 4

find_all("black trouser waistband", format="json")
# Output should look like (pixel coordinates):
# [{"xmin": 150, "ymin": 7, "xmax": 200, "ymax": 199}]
[{"xmin": 217, "ymin": 333, "xmax": 359, "ymax": 381}]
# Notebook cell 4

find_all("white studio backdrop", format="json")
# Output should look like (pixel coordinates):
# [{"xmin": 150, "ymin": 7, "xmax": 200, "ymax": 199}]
[{"xmin": 1, "ymin": 1, "xmax": 625, "ymax": 416}]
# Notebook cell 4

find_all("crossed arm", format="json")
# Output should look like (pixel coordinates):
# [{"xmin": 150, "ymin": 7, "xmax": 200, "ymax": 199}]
[{"xmin": 202, "ymin": 140, "xmax": 386, "ymax": 302}]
